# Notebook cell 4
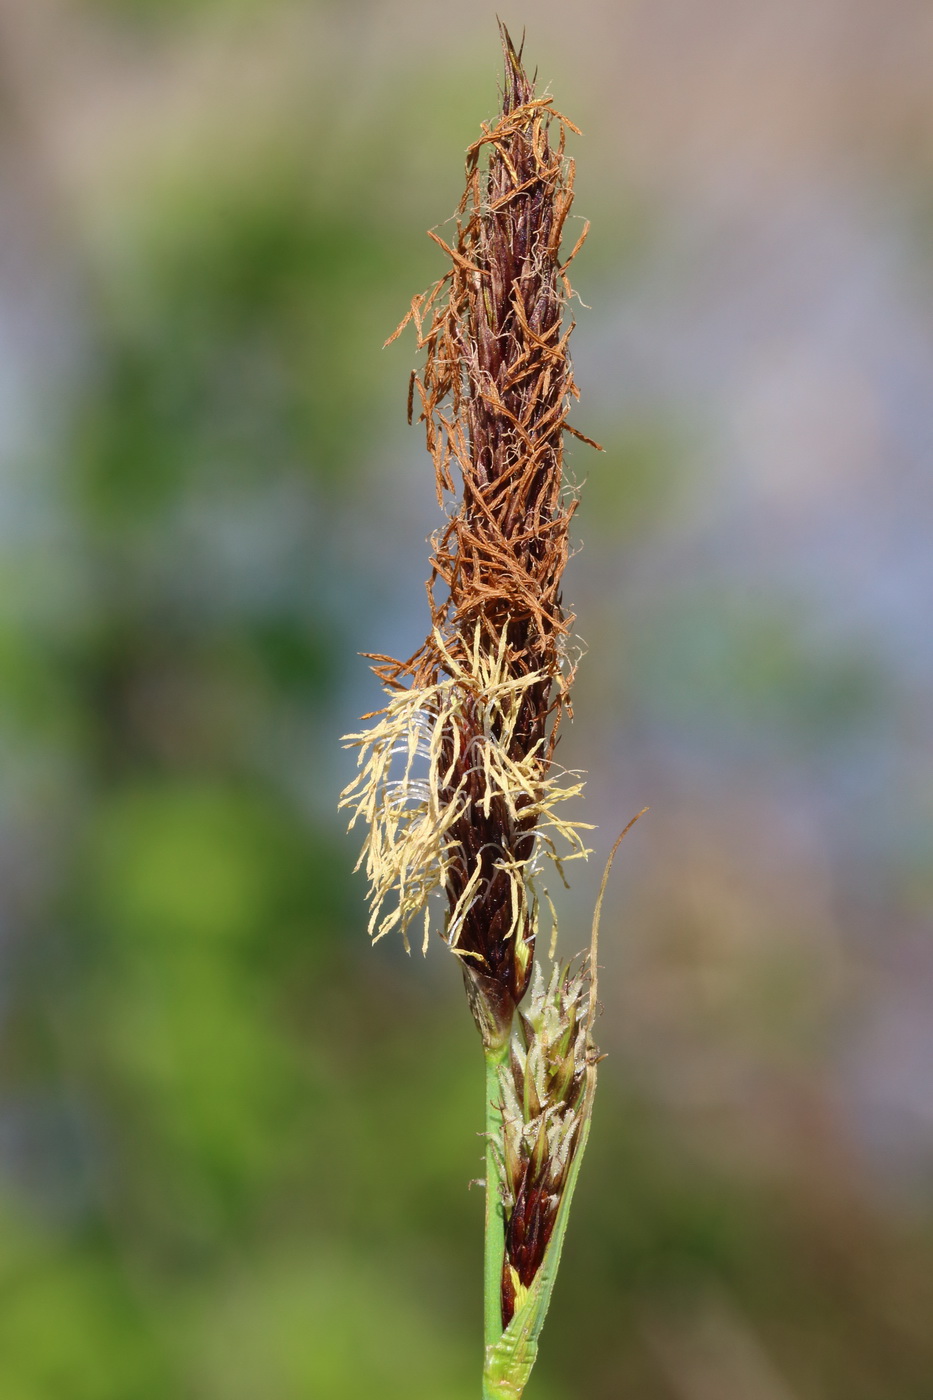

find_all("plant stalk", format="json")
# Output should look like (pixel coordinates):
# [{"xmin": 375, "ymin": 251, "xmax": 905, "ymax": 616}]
[{"xmin": 483, "ymin": 1041, "xmax": 509, "ymax": 1384}]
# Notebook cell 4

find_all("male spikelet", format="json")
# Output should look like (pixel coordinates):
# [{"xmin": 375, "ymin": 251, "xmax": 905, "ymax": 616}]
[{"xmin": 341, "ymin": 26, "xmax": 599, "ymax": 1050}]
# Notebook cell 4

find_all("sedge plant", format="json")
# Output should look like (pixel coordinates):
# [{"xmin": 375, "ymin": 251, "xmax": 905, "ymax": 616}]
[{"xmin": 341, "ymin": 28, "xmax": 641, "ymax": 1397}]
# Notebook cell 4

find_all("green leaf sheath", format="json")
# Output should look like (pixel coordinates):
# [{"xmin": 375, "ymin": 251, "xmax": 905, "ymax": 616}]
[{"xmin": 483, "ymin": 1071, "xmax": 597, "ymax": 1399}]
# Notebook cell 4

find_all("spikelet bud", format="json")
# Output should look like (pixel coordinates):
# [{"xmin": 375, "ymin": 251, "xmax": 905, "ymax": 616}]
[{"xmin": 497, "ymin": 958, "xmax": 591, "ymax": 1325}]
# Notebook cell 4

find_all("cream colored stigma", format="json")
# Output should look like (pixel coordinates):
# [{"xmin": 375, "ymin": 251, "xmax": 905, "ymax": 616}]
[{"xmin": 340, "ymin": 628, "xmax": 591, "ymax": 955}]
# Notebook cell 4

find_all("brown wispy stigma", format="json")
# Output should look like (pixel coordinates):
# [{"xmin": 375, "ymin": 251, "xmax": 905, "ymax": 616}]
[
  {"xmin": 342, "ymin": 28, "xmax": 598, "ymax": 1050},
  {"xmin": 498, "ymin": 959, "xmax": 591, "ymax": 1325}
]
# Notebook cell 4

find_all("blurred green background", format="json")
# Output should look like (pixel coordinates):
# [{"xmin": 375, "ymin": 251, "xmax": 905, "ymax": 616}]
[{"xmin": 1, "ymin": 2, "xmax": 932, "ymax": 1397}]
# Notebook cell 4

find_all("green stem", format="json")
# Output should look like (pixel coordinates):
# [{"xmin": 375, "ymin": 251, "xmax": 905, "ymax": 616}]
[{"xmin": 483, "ymin": 1042, "xmax": 509, "ymax": 1384}]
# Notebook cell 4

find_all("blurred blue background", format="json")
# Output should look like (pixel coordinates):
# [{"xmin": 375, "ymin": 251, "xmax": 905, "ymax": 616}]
[{"xmin": 1, "ymin": 1, "xmax": 932, "ymax": 1396}]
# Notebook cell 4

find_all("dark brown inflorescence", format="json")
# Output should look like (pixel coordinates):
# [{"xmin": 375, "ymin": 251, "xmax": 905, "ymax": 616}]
[
  {"xmin": 384, "ymin": 27, "xmax": 594, "ymax": 699},
  {"xmin": 342, "ymin": 27, "xmax": 597, "ymax": 1050}
]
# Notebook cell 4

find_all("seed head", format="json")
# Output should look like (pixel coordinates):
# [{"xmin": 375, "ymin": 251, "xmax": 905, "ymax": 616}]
[{"xmin": 342, "ymin": 26, "xmax": 598, "ymax": 1048}]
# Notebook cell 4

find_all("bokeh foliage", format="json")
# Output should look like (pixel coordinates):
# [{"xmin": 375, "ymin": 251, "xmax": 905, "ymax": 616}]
[{"xmin": 1, "ymin": 3, "xmax": 932, "ymax": 1398}]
